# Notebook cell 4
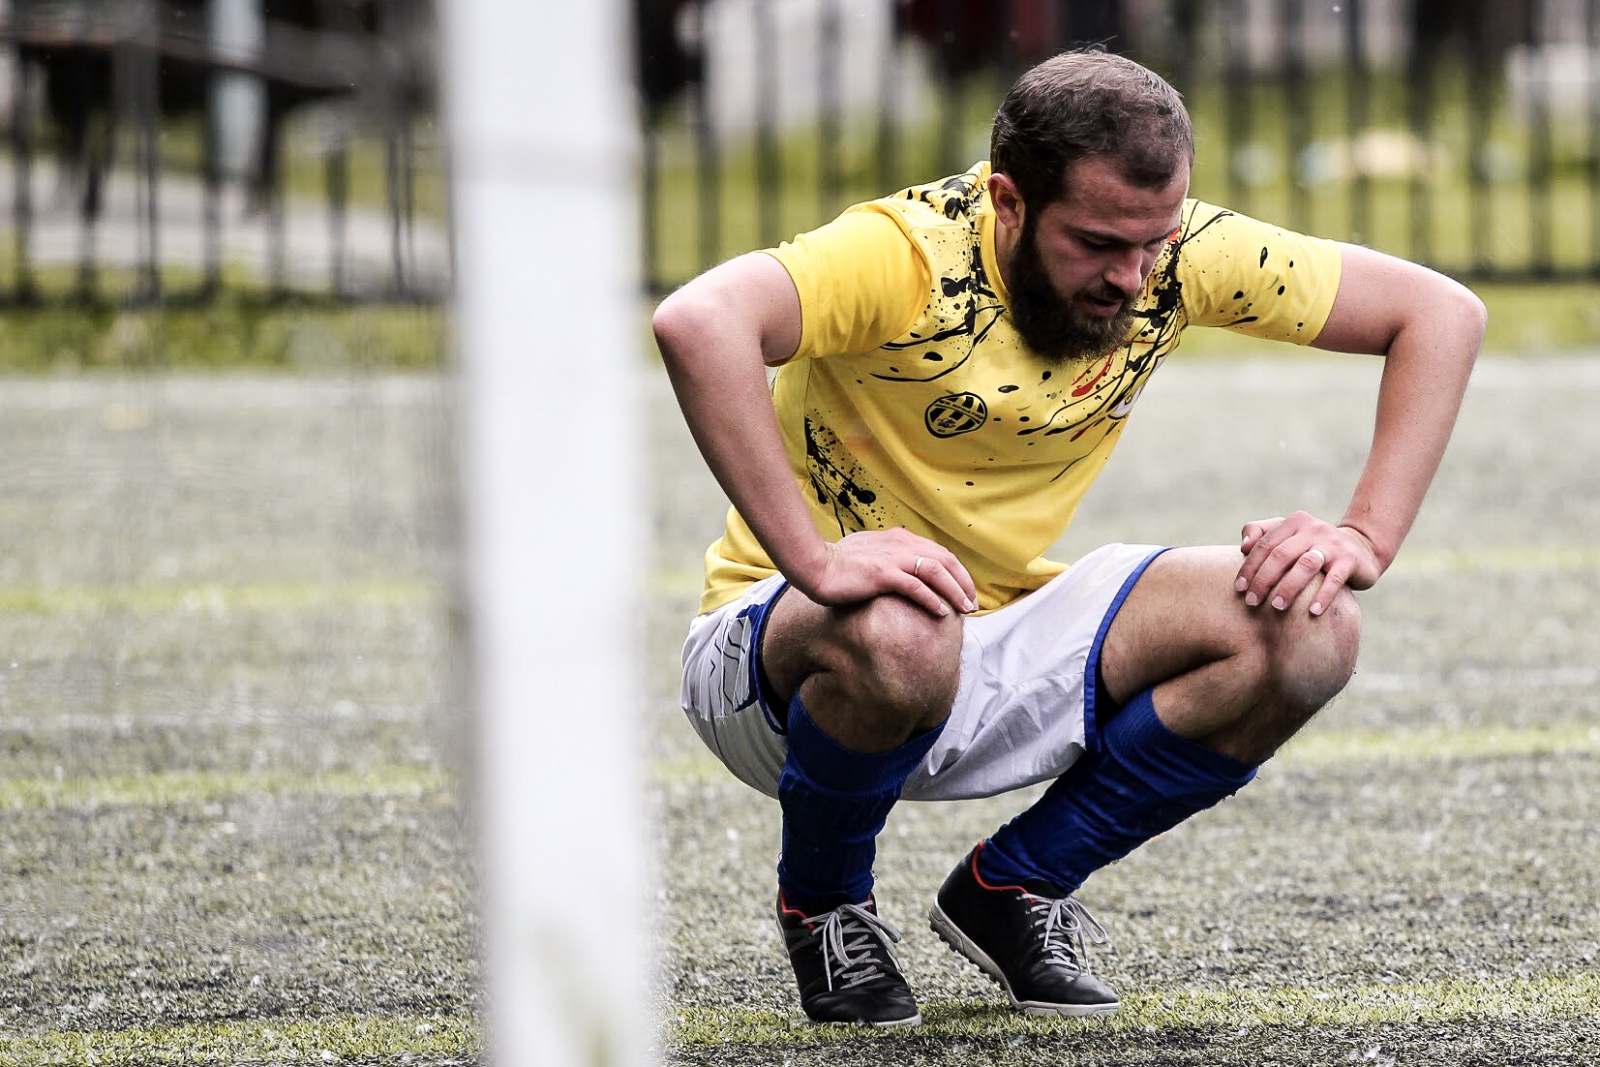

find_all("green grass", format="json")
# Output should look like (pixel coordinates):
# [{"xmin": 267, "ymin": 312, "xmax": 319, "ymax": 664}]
[{"xmin": 0, "ymin": 299, "xmax": 449, "ymax": 371}]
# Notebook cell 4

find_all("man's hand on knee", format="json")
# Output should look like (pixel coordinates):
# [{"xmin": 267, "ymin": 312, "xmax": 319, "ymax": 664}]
[
  {"xmin": 1236, "ymin": 511, "xmax": 1383, "ymax": 616},
  {"xmin": 797, "ymin": 528, "xmax": 979, "ymax": 618}
]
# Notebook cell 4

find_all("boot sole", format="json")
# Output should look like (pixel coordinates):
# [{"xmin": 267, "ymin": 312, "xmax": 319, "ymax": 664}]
[
  {"xmin": 800, "ymin": 1012, "xmax": 924, "ymax": 1028},
  {"xmin": 928, "ymin": 901, "xmax": 1120, "ymax": 1019}
]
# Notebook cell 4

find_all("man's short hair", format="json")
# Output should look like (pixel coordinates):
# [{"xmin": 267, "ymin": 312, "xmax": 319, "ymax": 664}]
[{"xmin": 990, "ymin": 48, "xmax": 1194, "ymax": 209}]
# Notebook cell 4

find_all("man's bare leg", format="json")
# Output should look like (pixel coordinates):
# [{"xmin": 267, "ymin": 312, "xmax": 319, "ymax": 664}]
[
  {"xmin": 929, "ymin": 544, "xmax": 1362, "ymax": 1016},
  {"xmin": 762, "ymin": 589, "xmax": 964, "ymax": 750},
  {"xmin": 969, "ymin": 544, "xmax": 1360, "ymax": 893},
  {"xmin": 758, "ymin": 586, "xmax": 964, "ymax": 906},
  {"xmin": 1099, "ymin": 544, "xmax": 1362, "ymax": 760},
  {"xmin": 758, "ymin": 586, "xmax": 964, "ymax": 1026}
]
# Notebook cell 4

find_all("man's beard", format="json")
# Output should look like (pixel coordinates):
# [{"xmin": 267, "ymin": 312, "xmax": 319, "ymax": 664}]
[{"xmin": 1006, "ymin": 217, "xmax": 1138, "ymax": 367}]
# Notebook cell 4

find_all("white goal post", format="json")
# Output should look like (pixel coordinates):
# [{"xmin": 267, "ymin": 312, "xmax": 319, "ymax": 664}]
[{"xmin": 442, "ymin": 2, "xmax": 647, "ymax": 1064}]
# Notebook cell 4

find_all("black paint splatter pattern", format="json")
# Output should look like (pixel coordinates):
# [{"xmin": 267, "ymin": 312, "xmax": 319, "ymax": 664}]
[
  {"xmin": 792, "ymin": 170, "xmax": 1332, "ymax": 544},
  {"xmin": 872, "ymin": 170, "xmax": 1005, "ymax": 385},
  {"xmin": 803, "ymin": 415, "xmax": 885, "ymax": 534}
]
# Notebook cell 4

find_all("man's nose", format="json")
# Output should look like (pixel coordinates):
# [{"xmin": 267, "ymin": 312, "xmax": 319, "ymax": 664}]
[{"xmin": 1105, "ymin": 248, "xmax": 1144, "ymax": 296}]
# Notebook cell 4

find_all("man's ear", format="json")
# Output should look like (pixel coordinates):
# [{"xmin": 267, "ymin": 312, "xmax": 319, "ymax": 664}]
[{"xmin": 988, "ymin": 172, "xmax": 1025, "ymax": 230}]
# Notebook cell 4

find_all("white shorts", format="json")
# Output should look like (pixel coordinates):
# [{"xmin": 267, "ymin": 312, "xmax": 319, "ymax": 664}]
[{"xmin": 678, "ymin": 543, "xmax": 1168, "ymax": 802}]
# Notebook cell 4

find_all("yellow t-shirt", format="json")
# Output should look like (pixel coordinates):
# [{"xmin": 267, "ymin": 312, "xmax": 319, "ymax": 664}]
[{"xmin": 698, "ymin": 162, "xmax": 1344, "ymax": 614}]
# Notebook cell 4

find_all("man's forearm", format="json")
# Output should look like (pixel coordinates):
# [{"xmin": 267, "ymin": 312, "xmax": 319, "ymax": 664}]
[
  {"xmin": 664, "ymin": 347, "xmax": 826, "ymax": 583},
  {"xmin": 1340, "ymin": 303, "xmax": 1484, "ymax": 570},
  {"xmin": 652, "ymin": 250, "xmax": 831, "ymax": 590}
]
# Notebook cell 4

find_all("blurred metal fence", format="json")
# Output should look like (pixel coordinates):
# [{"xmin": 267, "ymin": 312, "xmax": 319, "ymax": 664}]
[
  {"xmin": 0, "ymin": 0, "xmax": 443, "ymax": 306},
  {"xmin": 639, "ymin": 0, "xmax": 1600, "ymax": 293}
]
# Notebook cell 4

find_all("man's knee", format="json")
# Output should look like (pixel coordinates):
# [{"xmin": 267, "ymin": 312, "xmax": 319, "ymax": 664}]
[
  {"xmin": 781, "ymin": 593, "xmax": 963, "ymax": 750},
  {"xmin": 835, "ymin": 594, "xmax": 963, "ymax": 710},
  {"xmin": 1266, "ymin": 584, "xmax": 1362, "ymax": 712}
]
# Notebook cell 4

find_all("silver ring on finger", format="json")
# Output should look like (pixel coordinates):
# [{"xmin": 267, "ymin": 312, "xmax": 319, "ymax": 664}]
[
  {"xmin": 1306, "ymin": 548, "xmax": 1326, "ymax": 569},
  {"xmin": 913, "ymin": 556, "xmax": 925, "ymax": 577}
]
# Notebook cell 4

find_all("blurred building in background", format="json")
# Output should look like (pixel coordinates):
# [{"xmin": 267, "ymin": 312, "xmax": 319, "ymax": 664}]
[
  {"xmin": 0, "ymin": 0, "xmax": 441, "ymax": 305},
  {"xmin": 3, "ymin": 0, "xmax": 1598, "ymax": 306},
  {"xmin": 638, "ymin": 0, "xmax": 1600, "ymax": 293}
]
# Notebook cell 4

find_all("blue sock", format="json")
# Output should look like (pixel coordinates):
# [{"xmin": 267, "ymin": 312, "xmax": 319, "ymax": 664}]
[
  {"xmin": 777, "ymin": 694, "xmax": 944, "ymax": 914},
  {"xmin": 979, "ymin": 688, "xmax": 1257, "ymax": 893}
]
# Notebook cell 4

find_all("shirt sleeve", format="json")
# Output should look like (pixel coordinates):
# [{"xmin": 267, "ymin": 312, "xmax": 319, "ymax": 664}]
[
  {"xmin": 760, "ymin": 206, "xmax": 930, "ymax": 362},
  {"xmin": 1176, "ymin": 201, "xmax": 1344, "ymax": 344}
]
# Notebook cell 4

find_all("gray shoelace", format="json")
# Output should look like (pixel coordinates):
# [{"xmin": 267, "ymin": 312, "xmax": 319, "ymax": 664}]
[
  {"xmin": 803, "ymin": 903, "xmax": 906, "ymax": 991},
  {"xmin": 1023, "ymin": 893, "xmax": 1110, "ymax": 975}
]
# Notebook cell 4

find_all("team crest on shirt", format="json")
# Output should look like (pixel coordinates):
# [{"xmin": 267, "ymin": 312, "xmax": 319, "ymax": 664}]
[{"xmin": 925, "ymin": 392, "xmax": 988, "ymax": 437}]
